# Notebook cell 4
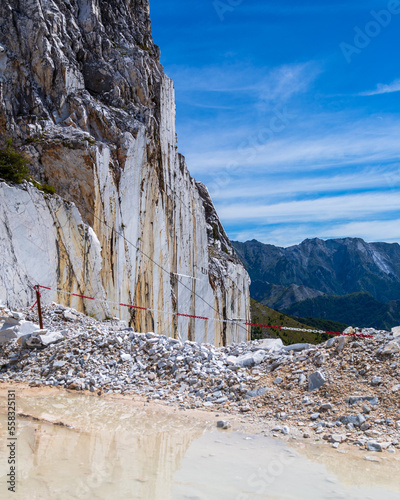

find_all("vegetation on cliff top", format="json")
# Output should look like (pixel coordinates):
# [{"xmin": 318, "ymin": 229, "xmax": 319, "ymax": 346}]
[
  {"xmin": 250, "ymin": 298, "xmax": 333, "ymax": 345},
  {"xmin": 284, "ymin": 292, "xmax": 400, "ymax": 331}
]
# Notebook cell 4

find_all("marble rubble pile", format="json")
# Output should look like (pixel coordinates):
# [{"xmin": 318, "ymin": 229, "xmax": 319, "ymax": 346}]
[
  {"xmin": 0, "ymin": 304, "xmax": 65, "ymax": 347},
  {"xmin": 0, "ymin": 303, "xmax": 399, "ymax": 453},
  {"xmin": 0, "ymin": 312, "xmax": 38, "ymax": 344}
]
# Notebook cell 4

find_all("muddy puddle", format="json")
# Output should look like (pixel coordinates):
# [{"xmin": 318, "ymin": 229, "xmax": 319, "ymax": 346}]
[{"xmin": 0, "ymin": 389, "xmax": 399, "ymax": 500}]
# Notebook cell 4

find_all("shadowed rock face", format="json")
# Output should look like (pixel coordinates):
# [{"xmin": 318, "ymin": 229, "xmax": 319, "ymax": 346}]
[{"xmin": 0, "ymin": 0, "xmax": 250, "ymax": 345}]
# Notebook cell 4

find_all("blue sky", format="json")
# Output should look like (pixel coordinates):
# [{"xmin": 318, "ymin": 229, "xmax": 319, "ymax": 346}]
[{"xmin": 149, "ymin": 0, "xmax": 400, "ymax": 247}]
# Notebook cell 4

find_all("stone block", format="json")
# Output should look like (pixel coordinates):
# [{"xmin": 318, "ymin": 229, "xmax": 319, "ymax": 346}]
[{"xmin": 308, "ymin": 371, "xmax": 326, "ymax": 392}]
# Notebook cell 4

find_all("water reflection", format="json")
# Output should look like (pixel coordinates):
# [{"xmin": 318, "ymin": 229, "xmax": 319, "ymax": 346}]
[
  {"xmin": 0, "ymin": 390, "xmax": 399, "ymax": 500},
  {"xmin": 0, "ymin": 392, "xmax": 205, "ymax": 500}
]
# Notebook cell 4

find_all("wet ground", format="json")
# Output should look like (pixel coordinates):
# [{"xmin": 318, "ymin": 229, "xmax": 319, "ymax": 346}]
[{"xmin": 0, "ymin": 386, "xmax": 399, "ymax": 500}]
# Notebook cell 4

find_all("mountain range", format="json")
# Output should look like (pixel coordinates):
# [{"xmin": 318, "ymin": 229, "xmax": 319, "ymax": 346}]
[{"xmin": 232, "ymin": 238, "xmax": 400, "ymax": 330}]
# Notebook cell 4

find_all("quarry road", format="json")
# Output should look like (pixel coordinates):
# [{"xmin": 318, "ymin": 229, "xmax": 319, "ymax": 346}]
[{"xmin": 0, "ymin": 386, "xmax": 399, "ymax": 500}]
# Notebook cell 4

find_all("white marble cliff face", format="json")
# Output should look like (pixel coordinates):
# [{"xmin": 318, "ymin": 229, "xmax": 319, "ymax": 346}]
[{"xmin": 0, "ymin": 0, "xmax": 250, "ymax": 345}]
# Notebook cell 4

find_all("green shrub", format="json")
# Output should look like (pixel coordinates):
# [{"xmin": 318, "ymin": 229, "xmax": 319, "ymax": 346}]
[
  {"xmin": 0, "ymin": 139, "xmax": 30, "ymax": 183},
  {"xmin": 30, "ymin": 180, "xmax": 55, "ymax": 195},
  {"xmin": 40, "ymin": 184, "xmax": 55, "ymax": 195},
  {"xmin": 213, "ymin": 224, "xmax": 218, "ymax": 240},
  {"xmin": 0, "ymin": 139, "xmax": 56, "ymax": 195}
]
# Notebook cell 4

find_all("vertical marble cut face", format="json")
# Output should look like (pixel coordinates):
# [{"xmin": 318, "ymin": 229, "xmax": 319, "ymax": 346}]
[{"xmin": 0, "ymin": 0, "xmax": 250, "ymax": 345}]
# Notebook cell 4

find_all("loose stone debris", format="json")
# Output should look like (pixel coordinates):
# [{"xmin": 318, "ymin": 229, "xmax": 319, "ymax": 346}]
[
  {"xmin": 0, "ymin": 302, "xmax": 399, "ymax": 455},
  {"xmin": 217, "ymin": 420, "xmax": 231, "ymax": 430}
]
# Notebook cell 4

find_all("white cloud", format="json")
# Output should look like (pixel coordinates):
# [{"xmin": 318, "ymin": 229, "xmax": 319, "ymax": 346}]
[
  {"xmin": 256, "ymin": 64, "xmax": 320, "ymax": 103},
  {"xmin": 188, "ymin": 120, "xmax": 400, "ymax": 175},
  {"xmin": 232, "ymin": 225, "xmax": 317, "ymax": 248},
  {"xmin": 320, "ymin": 220, "xmax": 400, "ymax": 242},
  {"xmin": 217, "ymin": 191, "xmax": 400, "ymax": 224},
  {"xmin": 169, "ymin": 61, "xmax": 320, "ymax": 103},
  {"xmin": 231, "ymin": 219, "xmax": 400, "ymax": 248},
  {"xmin": 360, "ymin": 79, "xmax": 400, "ymax": 96},
  {"xmin": 208, "ymin": 166, "xmax": 400, "ymax": 202}
]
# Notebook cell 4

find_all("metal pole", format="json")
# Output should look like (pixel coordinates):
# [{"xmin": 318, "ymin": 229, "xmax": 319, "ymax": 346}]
[{"xmin": 35, "ymin": 286, "xmax": 43, "ymax": 330}]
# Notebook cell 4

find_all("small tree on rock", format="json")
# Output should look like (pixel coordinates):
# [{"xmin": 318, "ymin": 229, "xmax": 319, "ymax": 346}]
[{"xmin": 0, "ymin": 139, "xmax": 30, "ymax": 183}]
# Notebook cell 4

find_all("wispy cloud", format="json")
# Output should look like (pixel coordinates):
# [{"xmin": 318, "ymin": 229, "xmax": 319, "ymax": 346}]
[
  {"xmin": 169, "ymin": 61, "xmax": 320, "ymax": 103},
  {"xmin": 217, "ymin": 191, "xmax": 400, "ymax": 224},
  {"xmin": 360, "ymin": 79, "xmax": 400, "ymax": 96},
  {"xmin": 256, "ymin": 63, "xmax": 320, "ymax": 103},
  {"xmin": 232, "ymin": 225, "xmax": 322, "ymax": 248},
  {"xmin": 321, "ymin": 219, "xmax": 400, "ymax": 242},
  {"xmin": 188, "ymin": 120, "xmax": 400, "ymax": 175},
  {"xmin": 232, "ymin": 218, "xmax": 400, "ymax": 248},
  {"xmin": 210, "ymin": 166, "xmax": 400, "ymax": 202}
]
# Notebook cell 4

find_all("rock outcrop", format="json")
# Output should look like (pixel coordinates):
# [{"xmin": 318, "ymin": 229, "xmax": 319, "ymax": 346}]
[{"xmin": 0, "ymin": 0, "xmax": 250, "ymax": 345}]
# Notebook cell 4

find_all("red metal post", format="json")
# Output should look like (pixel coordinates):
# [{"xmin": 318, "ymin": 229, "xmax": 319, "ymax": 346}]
[{"xmin": 35, "ymin": 286, "xmax": 43, "ymax": 330}]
